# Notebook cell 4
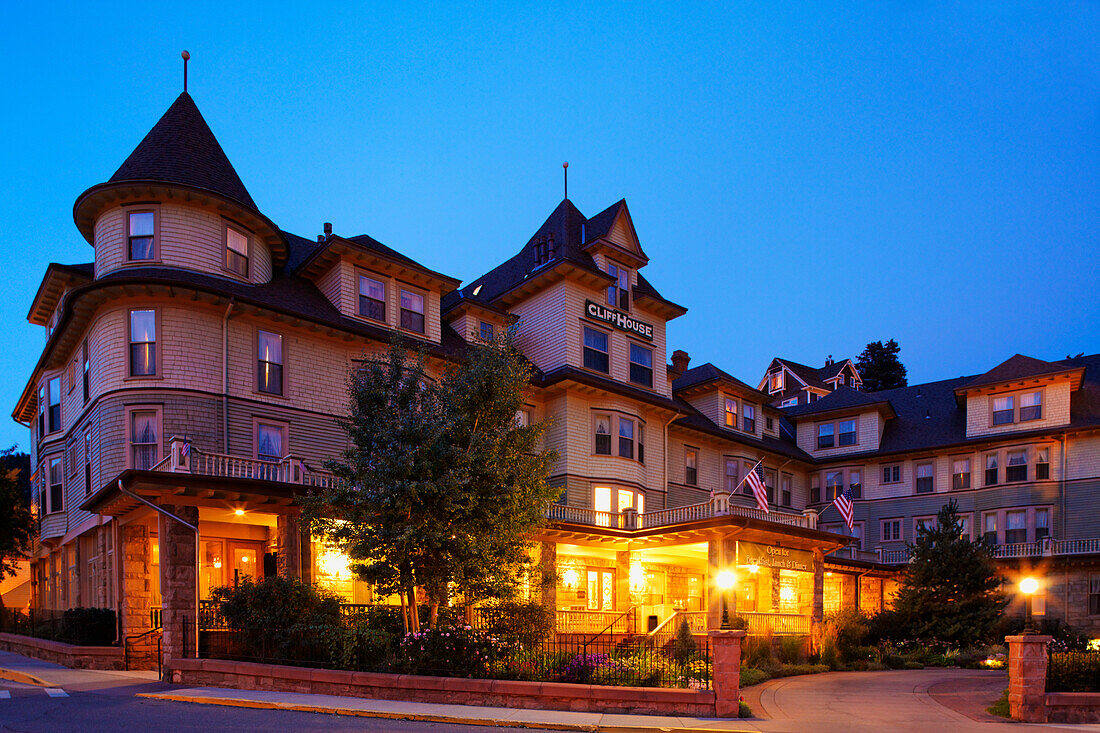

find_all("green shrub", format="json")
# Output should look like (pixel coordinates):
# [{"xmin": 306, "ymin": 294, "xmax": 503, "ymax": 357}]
[
  {"xmin": 744, "ymin": 629, "xmax": 774, "ymax": 668},
  {"xmin": 844, "ymin": 645, "xmax": 879, "ymax": 663},
  {"xmin": 474, "ymin": 601, "xmax": 555, "ymax": 646},
  {"xmin": 670, "ymin": 618, "xmax": 697, "ymax": 667},
  {"xmin": 820, "ymin": 632, "xmax": 839, "ymax": 670},
  {"xmin": 395, "ymin": 626, "xmax": 515, "ymax": 677},
  {"xmin": 770, "ymin": 663, "xmax": 829, "ymax": 678},
  {"xmin": 778, "ymin": 636, "xmax": 806, "ymax": 664},
  {"xmin": 740, "ymin": 667, "xmax": 770, "ymax": 687},
  {"xmin": 883, "ymin": 654, "xmax": 906, "ymax": 669},
  {"xmin": 904, "ymin": 660, "xmax": 924, "ymax": 670},
  {"xmin": 739, "ymin": 700, "xmax": 753, "ymax": 718},
  {"xmin": 61, "ymin": 608, "xmax": 116, "ymax": 645},
  {"xmin": 987, "ymin": 688, "xmax": 1010, "ymax": 718}
]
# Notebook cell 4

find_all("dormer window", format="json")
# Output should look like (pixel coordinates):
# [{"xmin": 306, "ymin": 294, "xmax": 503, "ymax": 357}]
[
  {"xmin": 724, "ymin": 398, "xmax": 737, "ymax": 428},
  {"xmin": 127, "ymin": 211, "xmax": 156, "ymax": 261},
  {"xmin": 400, "ymin": 289, "xmax": 425, "ymax": 334},
  {"xmin": 607, "ymin": 263, "xmax": 629, "ymax": 310},
  {"xmin": 768, "ymin": 371, "xmax": 784, "ymax": 393},
  {"xmin": 359, "ymin": 276, "xmax": 386, "ymax": 322},
  {"xmin": 226, "ymin": 227, "xmax": 250, "ymax": 278},
  {"xmin": 742, "ymin": 404, "xmax": 756, "ymax": 433},
  {"xmin": 992, "ymin": 395, "xmax": 1014, "ymax": 425},
  {"xmin": 1020, "ymin": 392, "xmax": 1042, "ymax": 421}
]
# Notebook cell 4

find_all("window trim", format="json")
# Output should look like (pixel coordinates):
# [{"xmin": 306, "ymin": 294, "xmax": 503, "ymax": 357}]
[
  {"xmin": 594, "ymin": 412, "xmax": 612, "ymax": 456},
  {"xmin": 255, "ymin": 329, "xmax": 286, "ymax": 397},
  {"xmin": 398, "ymin": 286, "xmax": 427, "ymax": 335},
  {"xmin": 81, "ymin": 339, "xmax": 90, "ymax": 404},
  {"xmin": 914, "ymin": 461, "xmax": 935, "ymax": 494},
  {"xmin": 685, "ymin": 447, "xmax": 698, "ymax": 486},
  {"xmin": 125, "ymin": 405, "xmax": 163, "ymax": 470},
  {"xmin": 223, "ymin": 221, "xmax": 251, "ymax": 280},
  {"xmin": 881, "ymin": 463, "xmax": 902, "ymax": 485},
  {"xmin": 83, "ymin": 428, "xmax": 93, "ymax": 497},
  {"xmin": 606, "ymin": 261, "xmax": 630, "ymax": 311},
  {"xmin": 479, "ymin": 321, "xmax": 495, "ymax": 342},
  {"xmin": 581, "ymin": 324, "xmax": 611, "ymax": 374},
  {"xmin": 126, "ymin": 308, "xmax": 161, "ymax": 380},
  {"xmin": 357, "ymin": 271, "xmax": 387, "ymax": 324},
  {"xmin": 816, "ymin": 416, "xmax": 858, "ymax": 450},
  {"xmin": 45, "ymin": 374, "xmax": 62, "ymax": 434},
  {"xmin": 124, "ymin": 206, "xmax": 159, "ymax": 263},
  {"xmin": 989, "ymin": 388, "xmax": 1045, "ymax": 427},
  {"xmin": 628, "ymin": 341, "xmax": 654, "ymax": 388},
  {"xmin": 768, "ymin": 370, "xmax": 785, "ymax": 394},
  {"xmin": 47, "ymin": 455, "xmax": 64, "ymax": 515},
  {"xmin": 881, "ymin": 517, "xmax": 903, "ymax": 543},
  {"xmin": 913, "ymin": 514, "xmax": 937, "ymax": 537},
  {"xmin": 951, "ymin": 455, "xmax": 972, "ymax": 490},
  {"xmin": 253, "ymin": 417, "xmax": 289, "ymax": 463}
]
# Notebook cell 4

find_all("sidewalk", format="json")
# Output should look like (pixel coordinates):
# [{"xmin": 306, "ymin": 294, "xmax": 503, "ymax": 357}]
[{"xmin": 0, "ymin": 650, "xmax": 160, "ymax": 689}]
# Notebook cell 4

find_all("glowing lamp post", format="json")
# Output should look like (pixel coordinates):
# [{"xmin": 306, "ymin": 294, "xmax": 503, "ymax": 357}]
[
  {"xmin": 716, "ymin": 570, "xmax": 736, "ymax": 630},
  {"xmin": 1020, "ymin": 576, "xmax": 1039, "ymax": 634}
]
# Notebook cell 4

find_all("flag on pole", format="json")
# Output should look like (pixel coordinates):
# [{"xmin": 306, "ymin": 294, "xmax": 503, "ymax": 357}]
[
  {"xmin": 745, "ymin": 464, "xmax": 769, "ymax": 513},
  {"xmin": 834, "ymin": 486, "xmax": 855, "ymax": 530}
]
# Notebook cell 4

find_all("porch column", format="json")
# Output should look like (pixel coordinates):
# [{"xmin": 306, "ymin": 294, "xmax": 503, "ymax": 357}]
[
  {"xmin": 276, "ymin": 514, "xmax": 301, "ymax": 580},
  {"xmin": 706, "ymin": 537, "xmax": 736, "ymax": 630},
  {"xmin": 615, "ymin": 550, "xmax": 632, "ymax": 625},
  {"xmin": 539, "ymin": 541, "xmax": 557, "ymax": 616},
  {"xmin": 299, "ymin": 525, "xmax": 313, "ymax": 583},
  {"xmin": 158, "ymin": 504, "xmax": 198, "ymax": 677},
  {"xmin": 811, "ymin": 548, "xmax": 825, "ymax": 650},
  {"xmin": 119, "ymin": 523, "xmax": 152, "ymax": 639}
]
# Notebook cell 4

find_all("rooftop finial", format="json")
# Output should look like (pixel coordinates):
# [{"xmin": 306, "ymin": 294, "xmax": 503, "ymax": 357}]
[
  {"xmin": 563, "ymin": 161, "xmax": 568, "ymax": 200},
  {"xmin": 181, "ymin": 50, "xmax": 190, "ymax": 92}
]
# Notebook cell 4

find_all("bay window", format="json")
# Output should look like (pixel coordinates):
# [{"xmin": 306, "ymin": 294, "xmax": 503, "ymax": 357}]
[
  {"xmin": 984, "ymin": 454, "xmax": 999, "ymax": 486},
  {"xmin": 129, "ymin": 410, "xmax": 159, "ymax": 470},
  {"xmin": 257, "ymin": 330, "xmax": 284, "ymax": 395},
  {"xmin": 583, "ymin": 327, "xmax": 609, "ymax": 373},
  {"xmin": 1006, "ymin": 450, "xmax": 1027, "ymax": 482},
  {"xmin": 82, "ymin": 340, "xmax": 90, "ymax": 403},
  {"xmin": 825, "ymin": 471, "xmax": 842, "ymax": 501},
  {"xmin": 49, "ymin": 457, "xmax": 63, "ymax": 514},
  {"xmin": 47, "ymin": 376, "xmax": 61, "ymax": 433},
  {"xmin": 226, "ymin": 227, "xmax": 249, "ymax": 277},
  {"xmin": 359, "ymin": 276, "xmax": 386, "ymax": 322},
  {"xmin": 849, "ymin": 469, "xmax": 862, "ymax": 499},
  {"xmin": 594, "ymin": 414, "xmax": 612, "ymax": 455},
  {"xmin": 618, "ymin": 418, "xmax": 635, "ymax": 459},
  {"xmin": 37, "ymin": 385, "xmax": 45, "ymax": 441},
  {"xmin": 810, "ymin": 474, "xmax": 821, "ymax": 504},
  {"xmin": 83, "ymin": 429, "xmax": 92, "ymax": 497},
  {"xmin": 1005, "ymin": 510, "xmax": 1026, "ymax": 544}
]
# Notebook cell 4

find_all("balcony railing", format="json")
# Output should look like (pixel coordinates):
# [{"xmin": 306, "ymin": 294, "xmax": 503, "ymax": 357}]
[
  {"xmin": 162, "ymin": 437, "xmax": 341, "ymax": 489},
  {"xmin": 742, "ymin": 611, "xmax": 811, "ymax": 636},
  {"xmin": 875, "ymin": 537, "xmax": 1100, "ymax": 565},
  {"xmin": 547, "ymin": 494, "xmax": 816, "ymax": 532}
]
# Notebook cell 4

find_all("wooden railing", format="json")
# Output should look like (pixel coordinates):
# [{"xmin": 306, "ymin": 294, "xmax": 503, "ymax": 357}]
[
  {"xmin": 556, "ymin": 609, "xmax": 632, "ymax": 635},
  {"xmin": 742, "ymin": 611, "xmax": 811, "ymax": 636},
  {"xmin": 548, "ymin": 496, "xmax": 812, "ymax": 532},
  {"xmin": 162, "ymin": 438, "xmax": 342, "ymax": 489},
  {"xmin": 648, "ymin": 610, "xmax": 707, "ymax": 647}
]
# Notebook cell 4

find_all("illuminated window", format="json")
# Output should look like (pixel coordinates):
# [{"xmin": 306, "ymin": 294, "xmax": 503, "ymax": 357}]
[
  {"xmin": 129, "ymin": 310, "xmax": 156, "ymax": 377},
  {"xmin": 724, "ymin": 398, "xmax": 737, "ymax": 428},
  {"xmin": 257, "ymin": 331, "xmax": 283, "ymax": 395},
  {"xmin": 256, "ymin": 422, "xmax": 285, "ymax": 462},
  {"xmin": 768, "ymin": 371, "xmax": 784, "ymax": 393}
]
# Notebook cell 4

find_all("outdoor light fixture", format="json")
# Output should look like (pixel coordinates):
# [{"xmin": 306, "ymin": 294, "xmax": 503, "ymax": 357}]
[
  {"xmin": 1020, "ymin": 576, "xmax": 1039, "ymax": 634},
  {"xmin": 234, "ymin": 508, "xmax": 245, "ymax": 516},
  {"xmin": 562, "ymin": 567, "xmax": 580, "ymax": 590},
  {"xmin": 716, "ymin": 570, "xmax": 735, "ymax": 630},
  {"xmin": 747, "ymin": 564, "xmax": 759, "ymax": 575},
  {"xmin": 629, "ymin": 560, "xmax": 647, "ymax": 595}
]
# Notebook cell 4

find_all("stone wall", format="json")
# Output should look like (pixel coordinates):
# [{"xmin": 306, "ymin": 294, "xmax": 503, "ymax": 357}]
[{"xmin": 0, "ymin": 633, "xmax": 123, "ymax": 671}]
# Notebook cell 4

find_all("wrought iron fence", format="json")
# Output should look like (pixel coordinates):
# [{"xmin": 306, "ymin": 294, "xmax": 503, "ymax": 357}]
[
  {"xmin": 0, "ymin": 608, "xmax": 118, "ymax": 646},
  {"xmin": 1047, "ymin": 650, "xmax": 1100, "ymax": 692},
  {"xmin": 182, "ymin": 615, "xmax": 710, "ymax": 689}
]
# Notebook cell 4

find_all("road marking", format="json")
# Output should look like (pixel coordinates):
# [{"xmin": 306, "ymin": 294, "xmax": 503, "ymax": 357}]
[
  {"xmin": 44, "ymin": 688, "xmax": 68, "ymax": 698},
  {"xmin": 0, "ymin": 690, "xmax": 10, "ymax": 699}
]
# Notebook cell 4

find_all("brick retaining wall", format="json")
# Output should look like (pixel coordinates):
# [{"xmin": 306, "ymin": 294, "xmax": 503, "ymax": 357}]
[
  {"xmin": 170, "ymin": 658, "xmax": 717, "ymax": 716},
  {"xmin": 0, "ymin": 633, "xmax": 124, "ymax": 671}
]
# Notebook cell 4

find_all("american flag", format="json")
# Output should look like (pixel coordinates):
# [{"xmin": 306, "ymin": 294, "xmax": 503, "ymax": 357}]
[
  {"xmin": 833, "ymin": 486, "xmax": 855, "ymax": 530},
  {"xmin": 745, "ymin": 463, "xmax": 769, "ymax": 513}
]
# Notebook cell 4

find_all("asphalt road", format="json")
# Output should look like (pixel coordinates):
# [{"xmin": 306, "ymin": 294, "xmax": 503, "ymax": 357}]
[{"xmin": 0, "ymin": 679, "xmax": 561, "ymax": 733}]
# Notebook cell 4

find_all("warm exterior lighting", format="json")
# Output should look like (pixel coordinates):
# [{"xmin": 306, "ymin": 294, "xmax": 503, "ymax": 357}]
[
  {"xmin": 825, "ymin": 571, "xmax": 833, "ymax": 577},
  {"xmin": 562, "ymin": 567, "xmax": 580, "ymax": 590},
  {"xmin": 747, "ymin": 564, "xmax": 759, "ymax": 575},
  {"xmin": 629, "ymin": 560, "xmax": 647, "ymax": 595},
  {"xmin": 716, "ymin": 570, "xmax": 735, "ymax": 630},
  {"xmin": 234, "ymin": 508, "xmax": 245, "ymax": 516},
  {"xmin": 319, "ymin": 548, "xmax": 350, "ymax": 579},
  {"xmin": 1020, "ymin": 576, "xmax": 1040, "ymax": 634}
]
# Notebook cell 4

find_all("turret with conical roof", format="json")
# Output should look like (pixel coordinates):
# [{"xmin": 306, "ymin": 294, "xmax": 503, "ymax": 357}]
[{"xmin": 74, "ymin": 92, "xmax": 287, "ymax": 279}]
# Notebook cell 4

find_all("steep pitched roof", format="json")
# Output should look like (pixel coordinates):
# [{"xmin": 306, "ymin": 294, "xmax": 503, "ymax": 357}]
[
  {"xmin": 108, "ymin": 92, "xmax": 258, "ymax": 212},
  {"xmin": 783, "ymin": 386, "xmax": 888, "ymax": 417},
  {"xmin": 673, "ymin": 363, "xmax": 764, "ymax": 398}
]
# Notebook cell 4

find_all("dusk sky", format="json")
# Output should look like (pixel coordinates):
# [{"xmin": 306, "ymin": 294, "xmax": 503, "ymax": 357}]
[{"xmin": 0, "ymin": 2, "xmax": 1097, "ymax": 451}]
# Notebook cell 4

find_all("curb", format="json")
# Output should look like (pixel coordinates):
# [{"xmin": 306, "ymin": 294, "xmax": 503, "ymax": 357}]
[
  {"xmin": 136, "ymin": 691, "xmax": 755, "ymax": 732},
  {"xmin": 0, "ymin": 667, "xmax": 51, "ymax": 687}
]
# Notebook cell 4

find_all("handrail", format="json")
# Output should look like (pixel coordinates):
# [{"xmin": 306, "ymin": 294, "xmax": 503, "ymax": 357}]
[
  {"xmin": 123, "ymin": 626, "xmax": 162, "ymax": 676},
  {"xmin": 585, "ymin": 605, "xmax": 635, "ymax": 645}
]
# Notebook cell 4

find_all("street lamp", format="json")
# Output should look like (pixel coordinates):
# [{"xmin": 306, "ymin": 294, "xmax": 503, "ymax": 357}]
[
  {"xmin": 716, "ymin": 570, "xmax": 735, "ymax": 630},
  {"xmin": 1020, "ymin": 577, "xmax": 1039, "ymax": 634}
]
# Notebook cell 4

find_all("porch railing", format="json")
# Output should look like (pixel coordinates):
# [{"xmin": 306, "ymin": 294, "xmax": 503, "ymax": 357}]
[
  {"xmin": 876, "ymin": 536, "xmax": 1100, "ymax": 565},
  {"xmin": 556, "ymin": 609, "xmax": 632, "ymax": 635},
  {"xmin": 162, "ymin": 437, "xmax": 342, "ymax": 489},
  {"xmin": 547, "ymin": 495, "xmax": 815, "ymax": 532},
  {"xmin": 648, "ymin": 610, "xmax": 707, "ymax": 647},
  {"xmin": 741, "ymin": 611, "xmax": 811, "ymax": 636}
]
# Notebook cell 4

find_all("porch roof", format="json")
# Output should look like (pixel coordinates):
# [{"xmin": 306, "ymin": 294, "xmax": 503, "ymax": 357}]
[{"xmin": 80, "ymin": 469, "xmax": 302, "ymax": 518}]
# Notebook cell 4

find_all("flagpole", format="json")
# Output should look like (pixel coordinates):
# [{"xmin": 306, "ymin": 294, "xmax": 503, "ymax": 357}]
[{"xmin": 726, "ymin": 457, "xmax": 765, "ymax": 494}]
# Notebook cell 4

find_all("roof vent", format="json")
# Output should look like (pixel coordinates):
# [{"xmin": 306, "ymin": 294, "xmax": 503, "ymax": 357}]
[{"xmin": 323, "ymin": 222, "xmax": 333, "ymax": 236}]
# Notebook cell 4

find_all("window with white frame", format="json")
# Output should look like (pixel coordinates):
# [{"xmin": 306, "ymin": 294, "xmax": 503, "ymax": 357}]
[
  {"xmin": 37, "ymin": 385, "xmax": 45, "ymax": 442},
  {"xmin": 992, "ymin": 395, "xmax": 1015, "ymax": 425},
  {"xmin": 83, "ymin": 429, "xmax": 92, "ymax": 497},
  {"xmin": 882, "ymin": 518, "xmax": 902, "ymax": 542},
  {"xmin": 915, "ymin": 462, "xmax": 934, "ymax": 494},
  {"xmin": 1006, "ymin": 450, "xmax": 1027, "ymax": 482},
  {"xmin": 780, "ymin": 397, "xmax": 798, "ymax": 408},
  {"xmin": 781, "ymin": 474, "xmax": 792, "ymax": 507},
  {"xmin": 849, "ymin": 468, "xmax": 862, "ymax": 499},
  {"xmin": 810, "ymin": 474, "xmax": 820, "ymax": 504},
  {"xmin": 593, "ymin": 485, "xmax": 644, "ymax": 517},
  {"xmin": 606, "ymin": 263, "xmax": 629, "ymax": 310},
  {"xmin": 1020, "ymin": 392, "xmax": 1042, "ymax": 422},
  {"xmin": 1036, "ymin": 508, "xmax": 1050, "ymax": 541},
  {"xmin": 959, "ymin": 514, "xmax": 972, "ymax": 540},
  {"xmin": 399, "ymin": 289, "xmax": 425, "ymax": 333},
  {"xmin": 47, "ymin": 376, "xmax": 61, "ymax": 433},
  {"xmin": 127, "ymin": 210, "xmax": 155, "ymax": 261},
  {"xmin": 226, "ymin": 227, "xmax": 249, "ymax": 277},
  {"xmin": 1005, "ymin": 510, "xmax": 1027, "ymax": 544},
  {"xmin": 129, "ymin": 309, "xmax": 157, "ymax": 377},
  {"xmin": 358, "ymin": 276, "xmax": 386, "ymax": 322},
  {"xmin": 983, "ymin": 513, "xmax": 998, "ymax": 544},
  {"xmin": 82, "ymin": 340, "xmax": 90, "ymax": 404},
  {"xmin": 985, "ymin": 453, "xmax": 999, "ymax": 485},
  {"xmin": 817, "ymin": 423, "xmax": 834, "ymax": 450},
  {"xmin": 882, "ymin": 464, "xmax": 901, "ymax": 484},
  {"xmin": 825, "ymin": 471, "xmax": 842, "ymax": 502},
  {"xmin": 838, "ymin": 419, "xmax": 856, "ymax": 446},
  {"xmin": 1036, "ymin": 448, "xmax": 1051, "ymax": 480},
  {"xmin": 915, "ymin": 516, "xmax": 936, "ymax": 536}
]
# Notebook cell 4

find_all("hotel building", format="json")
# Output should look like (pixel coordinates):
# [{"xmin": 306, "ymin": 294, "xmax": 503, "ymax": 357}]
[{"xmin": 12, "ymin": 90, "xmax": 1100, "ymax": 669}]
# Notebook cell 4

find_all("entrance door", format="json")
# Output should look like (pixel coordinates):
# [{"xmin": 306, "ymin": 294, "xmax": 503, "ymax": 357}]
[
  {"xmin": 587, "ymin": 569, "xmax": 614, "ymax": 611},
  {"xmin": 228, "ymin": 542, "xmax": 262, "ymax": 586}
]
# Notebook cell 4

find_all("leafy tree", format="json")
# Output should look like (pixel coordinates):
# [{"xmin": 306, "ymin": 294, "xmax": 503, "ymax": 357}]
[
  {"xmin": 0, "ymin": 448, "xmax": 35, "ymax": 609},
  {"xmin": 305, "ymin": 334, "xmax": 558, "ymax": 631},
  {"xmin": 855, "ymin": 339, "xmax": 908, "ymax": 391},
  {"xmin": 892, "ymin": 500, "xmax": 1007, "ymax": 645}
]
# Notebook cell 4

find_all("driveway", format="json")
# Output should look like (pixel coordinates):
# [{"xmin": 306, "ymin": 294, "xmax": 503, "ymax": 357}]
[{"xmin": 742, "ymin": 668, "xmax": 1079, "ymax": 732}]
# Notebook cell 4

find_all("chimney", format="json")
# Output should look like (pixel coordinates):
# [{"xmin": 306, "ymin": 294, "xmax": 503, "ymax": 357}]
[
  {"xmin": 825, "ymin": 355, "xmax": 834, "ymax": 367},
  {"xmin": 671, "ymin": 349, "xmax": 690, "ymax": 375},
  {"xmin": 323, "ymin": 222, "xmax": 333, "ymax": 236},
  {"xmin": 317, "ymin": 235, "xmax": 325, "ymax": 243}
]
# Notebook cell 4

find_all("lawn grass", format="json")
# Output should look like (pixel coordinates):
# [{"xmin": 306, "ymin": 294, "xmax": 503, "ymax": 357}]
[{"xmin": 986, "ymin": 688, "xmax": 1010, "ymax": 718}]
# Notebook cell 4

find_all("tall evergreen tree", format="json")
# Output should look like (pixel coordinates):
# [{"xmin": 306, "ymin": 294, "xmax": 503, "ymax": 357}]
[
  {"xmin": 855, "ymin": 339, "xmax": 908, "ymax": 391},
  {"xmin": 892, "ymin": 500, "xmax": 1007, "ymax": 645},
  {"xmin": 304, "ymin": 333, "xmax": 559, "ymax": 629},
  {"xmin": 0, "ymin": 448, "xmax": 36, "ymax": 609}
]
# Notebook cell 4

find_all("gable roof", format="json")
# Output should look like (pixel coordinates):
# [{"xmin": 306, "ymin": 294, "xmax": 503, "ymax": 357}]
[
  {"xmin": 768, "ymin": 357, "xmax": 856, "ymax": 392},
  {"xmin": 783, "ymin": 385, "xmax": 895, "ymax": 420},
  {"xmin": 956, "ymin": 353, "xmax": 1084, "ymax": 393},
  {"xmin": 108, "ymin": 92, "xmax": 258, "ymax": 212},
  {"xmin": 673, "ymin": 362, "xmax": 768, "ymax": 400}
]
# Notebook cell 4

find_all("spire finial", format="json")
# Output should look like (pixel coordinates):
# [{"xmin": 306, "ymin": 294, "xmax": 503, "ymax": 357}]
[
  {"xmin": 563, "ymin": 161, "xmax": 569, "ymax": 200},
  {"xmin": 181, "ymin": 50, "xmax": 190, "ymax": 92}
]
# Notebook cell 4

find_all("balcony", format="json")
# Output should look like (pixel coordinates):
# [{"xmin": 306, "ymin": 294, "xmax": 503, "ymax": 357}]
[
  {"xmin": 874, "ymin": 537, "xmax": 1100, "ymax": 565},
  {"xmin": 162, "ymin": 438, "xmax": 341, "ymax": 489},
  {"xmin": 546, "ymin": 492, "xmax": 817, "ymax": 532}
]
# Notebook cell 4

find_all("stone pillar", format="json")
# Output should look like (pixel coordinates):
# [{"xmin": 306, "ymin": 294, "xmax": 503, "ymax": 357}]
[
  {"xmin": 841, "ymin": 573, "xmax": 857, "ymax": 612},
  {"xmin": 615, "ymin": 550, "xmax": 632, "ymax": 613},
  {"xmin": 276, "ymin": 514, "xmax": 301, "ymax": 580},
  {"xmin": 709, "ymin": 629, "xmax": 747, "ymax": 717},
  {"xmin": 811, "ymin": 548, "xmax": 825, "ymax": 652},
  {"xmin": 706, "ymin": 537, "xmax": 736, "ymax": 630},
  {"xmin": 299, "ymin": 525, "xmax": 313, "ymax": 584},
  {"xmin": 1007, "ymin": 634, "xmax": 1051, "ymax": 722},
  {"xmin": 158, "ymin": 504, "xmax": 198, "ymax": 678},
  {"xmin": 539, "ymin": 541, "xmax": 557, "ymax": 619},
  {"xmin": 119, "ymin": 523, "xmax": 152, "ymax": 639}
]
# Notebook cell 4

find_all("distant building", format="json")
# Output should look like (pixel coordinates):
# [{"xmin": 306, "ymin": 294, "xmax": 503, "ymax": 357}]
[{"xmin": 758, "ymin": 357, "xmax": 862, "ymax": 407}]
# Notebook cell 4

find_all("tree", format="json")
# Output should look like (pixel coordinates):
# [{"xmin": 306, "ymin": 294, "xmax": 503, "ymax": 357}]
[
  {"xmin": 855, "ymin": 339, "xmax": 908, "ymax": 391},
  {"xmin": 891, "ymin": 500, "xmax": 1007, "ymax": 645},
  {"xmin": 304, "ymin": 333, "xmax": 559, "ymax": 631},
  {"xmin": 0, "ymin": 448, "xmax": 36, "ymax": 609}
]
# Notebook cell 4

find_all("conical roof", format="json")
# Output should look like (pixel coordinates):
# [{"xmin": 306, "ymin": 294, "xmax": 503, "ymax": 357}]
[{"xmin": 108, "ymin": 92, "xmax": 258, "ymax": 211}]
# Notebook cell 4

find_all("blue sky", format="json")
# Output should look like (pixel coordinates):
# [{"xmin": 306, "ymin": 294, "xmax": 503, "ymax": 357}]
[{"xmin": 0, "ymin": 2, "xmax": 1097, "ymax": 450}]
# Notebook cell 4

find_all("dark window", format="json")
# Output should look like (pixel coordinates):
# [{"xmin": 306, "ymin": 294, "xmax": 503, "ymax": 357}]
[
  {"xmin": 781, "ymin": 475, "xmax": 792, "ymax": 507},
  {"xmin": 838, "ymin": 419, "xmax": 856, "ymax": 446},
  {"xmin": 583, "ymin": 327, "xmax": 609, "ymax": 373},
  {"xmin": 1020, "ymin": 392, "xmax": 1042, "ymax": 422},
  {"xmin": 882, "ymin": 520, "xmax": 901, "ymax": 542},
  {"xmin": 952, "ymin": 458, "xmax": 971, "ymax": 490},
  {"xmin": 1005, "ymin": 511, "xmax": 1026, "ymax": 544},
  {"xmin": 685, "ymin": 449, "xmax": 697, "ymax": 486},
  {"xmin": 1035, "ymin": 509, "xmax": 1050, "ymax": 542},
  {"xmin": 48, "ymin": 457, "xmax": 63, "ymax": 514},
  {"xmin": 1090, "ymin": 579, "xmax": 1100, "ymax": 615},
  {"xmin": 985, "ymin": 455, "xmax": 999, "ymax": 486},
  {"xmin": 882, "ymin": 465, "xmax": 900, "ymax": 484},
  {"xmin": 358, "ymin": 276, "xmax": 385, "ymax": 322},
  {"xmin": 479, "ymin": 322, "xmax": 494, "ymax": 341},
  {"xmin": 984, "ymin": 514, "xmax": 998, "ymax": 544},
  {"xmin": 992, "ymin": 395, "xmax": 1014, "ymax": 425},
  {"xmin": 607, "ymin": 263, "xmax": 629, "ymax": 310},
  {"xmin": 817, "ymin": 423, "xmax": 834, "ymax": 450},
  {"xmin": 637, "ymin": 428, "xmax": 645, "ymax": 465},
  {"xmin": 1006, "ymin": 451, "xmax": 1027, "ymax": 482},
  {"xmin": 849, "ymin": 470, "xmax": 862, "ymax": 499},
  {"xmin": 47, "ymin": 377, "xmax": 61, "ymax": 432},
  {"xmin": 763, "ymin": 469, "xmax": 776, "ymax": 503},
  {"xmin": 810, "ymin": 476, "xmax": 820, "ymax": 504},
  {"xmin": 766, "ymin": 416, "xmax": 775, "ymax": 432},
  {"xmin": 742, "ymin": 404, "xmax": 756, "ymax": 434},
  {"xmin": 629, "ymin": 343, "xmax": 653, "ymax": 387},
  {"xmin": 618, "ymin": 418, "xmax": 634, "ymax": 459},
  {"xmin": 82, "ymin": 341, "xmax": 90, "ymax": 403},
  {"xmin": 129, "ymin": 309, "xmax": 156, "ymax": 377},
  {"xmin": 128, "ymin": 211, "xmax": 155, "ymax": 261},
  {"xmin": 400, "ymin": 290, "xmax": 425, "ymax": 333},
  {"xmin": 226, "ymin": 228, "xmax": 249, "ymax": 277},
  {"xmin": 37, "ymin": 386, "xmax": 45, "ymax": 442},
  {"xmin": 825, "ymin": 471, "xmax": 842, "ymax": 501},
  {"xmin": 257, "ymin": 331, "xmax": 283, "ymax": 395},
  {"xmin": 1036, "ymin": 448, "xmax": 1050, "ymax": 480},
  {"xmin": 595, "ymin": 415, "xmax": 611, "ymax": 455},
  {"xmin": 84, "ymin": 431, "xmax": 92, "ymax": 497},
  {"xmin": 915, "ymin": 463, "xmax": 934, "ymax": 494},
  {"xmin": 130, "ymin": 410, "xmax": 158, "ymax": 469}
]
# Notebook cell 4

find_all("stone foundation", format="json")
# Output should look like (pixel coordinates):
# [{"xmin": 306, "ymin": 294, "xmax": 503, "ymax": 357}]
[{"xmin": 0, "ymin": 633, "xmax": 124, "ymax": 671}]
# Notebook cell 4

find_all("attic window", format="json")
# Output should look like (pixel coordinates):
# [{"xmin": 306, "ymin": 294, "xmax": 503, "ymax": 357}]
[{"xmin": 607, "ymin": 262, "xmax": 629, "ymax": 310}]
